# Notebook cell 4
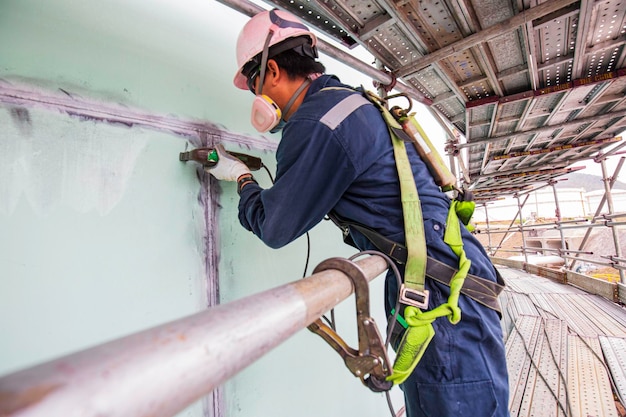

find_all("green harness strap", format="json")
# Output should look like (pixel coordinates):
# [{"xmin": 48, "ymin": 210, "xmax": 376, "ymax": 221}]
[
  {"xmin": 374, "ymin": 97, "xmax": 428, "ymax": 294},
  {"xmin": 320, "ymin": 87, "xmax": 472, "ymax": 386},
  {"xmin": 388, "ymin": 200, "xmax": 471, "ymax": 383},
  {"xmin": 367, "ymin": 92, "xmax": 471, "ymax": 385}
]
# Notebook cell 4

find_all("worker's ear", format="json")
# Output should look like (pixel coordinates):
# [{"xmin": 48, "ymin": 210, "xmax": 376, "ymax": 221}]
[{"xmin": 266, "ymin": 60, "xmax": 281, "ymax": 87}]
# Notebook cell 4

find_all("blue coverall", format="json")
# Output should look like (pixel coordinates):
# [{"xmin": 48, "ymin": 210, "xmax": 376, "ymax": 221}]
[{"xmin": 238, "ymin": 74, "xmax": 510, "ymax": 417}]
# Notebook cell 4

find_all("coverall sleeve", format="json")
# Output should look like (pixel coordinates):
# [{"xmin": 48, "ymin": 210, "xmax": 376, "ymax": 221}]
[{"xmin": 237, "ymin": 118, "xmax": 358, "ymax": 249}]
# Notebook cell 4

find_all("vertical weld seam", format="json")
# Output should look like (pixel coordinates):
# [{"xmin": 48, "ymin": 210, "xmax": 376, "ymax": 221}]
[{"xmin": 202, "ymin": 133, "xmax": 223, "ymax": 417}]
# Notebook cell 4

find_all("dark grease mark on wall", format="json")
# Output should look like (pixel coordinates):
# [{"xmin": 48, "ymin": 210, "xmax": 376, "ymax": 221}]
[{"xmin": 9, "ymin": 107, "xmax": 33, "ymax": 135}]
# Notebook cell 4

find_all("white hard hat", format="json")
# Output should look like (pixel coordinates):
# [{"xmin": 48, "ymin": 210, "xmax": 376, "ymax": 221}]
[{"xmin": 233, "ymin": 9, "xmax": 317, "ymax": 90}]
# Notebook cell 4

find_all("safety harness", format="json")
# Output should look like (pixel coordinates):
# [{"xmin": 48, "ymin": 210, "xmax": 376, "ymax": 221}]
[
  {"xmin": 308, "ymin": 86, "xmax": 505, "ymax": 390},
  {"xmin": 366, "ymin": 91, "xmax": 469, "ymax": 384}
]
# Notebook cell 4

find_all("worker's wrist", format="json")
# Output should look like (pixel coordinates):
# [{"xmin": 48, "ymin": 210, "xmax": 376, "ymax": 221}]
[{"xmin": 237, "ymin": 173, "xmax": 257, "ymax": 194}]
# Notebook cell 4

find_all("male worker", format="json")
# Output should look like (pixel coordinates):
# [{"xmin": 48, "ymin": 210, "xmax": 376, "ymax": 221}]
[{"xmin": 207, "ymin": 8, "xmax": 509, "ymax": 417}]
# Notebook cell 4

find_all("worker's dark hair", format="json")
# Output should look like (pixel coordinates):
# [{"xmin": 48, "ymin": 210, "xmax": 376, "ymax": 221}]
[{"xmin": 271, "ymin": 37, "xmax": 326, "ymax": 79}]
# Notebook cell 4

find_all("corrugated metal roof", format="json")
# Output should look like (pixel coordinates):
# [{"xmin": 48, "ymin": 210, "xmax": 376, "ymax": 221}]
[{"xmin": 265, "ymin": 0, "xmax": 626, "ymax": 202}]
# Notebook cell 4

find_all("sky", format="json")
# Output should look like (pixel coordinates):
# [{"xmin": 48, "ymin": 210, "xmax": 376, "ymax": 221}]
[{"xmin": 571, "ymin": 149, "xmax": 625, "ymax": 178}]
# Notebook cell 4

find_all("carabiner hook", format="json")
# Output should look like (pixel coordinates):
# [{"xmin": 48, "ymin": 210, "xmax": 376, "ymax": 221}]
[{"xmin": 307, "ymin": 257, "xmax": 393, "ymax": 392}]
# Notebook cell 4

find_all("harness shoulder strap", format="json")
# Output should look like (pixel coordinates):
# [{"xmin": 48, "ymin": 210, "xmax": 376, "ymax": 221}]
[{"xmin": 362, "ymin": 92, "xmax": 428, "ymax": 302}]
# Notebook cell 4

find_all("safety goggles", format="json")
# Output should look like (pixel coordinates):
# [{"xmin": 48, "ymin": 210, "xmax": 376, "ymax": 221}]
[{"xmin": 246, "ymin": 68, "xmax": 260, "ymax": 95}]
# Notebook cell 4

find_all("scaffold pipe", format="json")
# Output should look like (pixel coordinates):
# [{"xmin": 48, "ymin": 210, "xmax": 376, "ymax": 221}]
[
  {"xmin": 559, "ymin": 221, "xmax": 626, "ymax": 230},
  {"xmin": 517, "ymin": 246, "xmax": 593, "ymax": 255},
  {"xmin": 521, "ymin": 219, "xmax": 589, "ymax": 229},
  {"xmin": 0, "ymin": 255, "xmax": 388, "ymax": 417},
  {"xmin": 594, "ymin": 212, "xmax": 626, "ymax": 220},
  {"xmin": 562, "ymin": 255, "xmax": 622, "ymax": 270}
]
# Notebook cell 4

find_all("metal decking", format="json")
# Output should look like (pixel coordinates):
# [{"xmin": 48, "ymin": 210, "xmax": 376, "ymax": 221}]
[
  {"xmin": 258, "ymin": 0, "xmax": 626, "ymax": 202},
  {"xmin": 500, "ymin": 266, "xmax": 626, "ymax": 416}
]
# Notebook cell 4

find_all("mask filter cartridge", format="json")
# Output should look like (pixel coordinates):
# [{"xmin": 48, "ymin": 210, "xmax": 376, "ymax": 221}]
[{"xmin": 251, "ymin": 95, "xmax": 282, "ymax": 133}]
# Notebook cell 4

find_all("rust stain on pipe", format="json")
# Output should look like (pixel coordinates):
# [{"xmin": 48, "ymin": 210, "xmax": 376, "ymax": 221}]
[{"xmin": 0, "ymin": 383, "xmax": 62, "ymax": 415}]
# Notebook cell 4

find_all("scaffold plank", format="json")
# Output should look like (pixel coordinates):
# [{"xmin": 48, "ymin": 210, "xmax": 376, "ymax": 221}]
[
  {"xmin": 501, "ymin": 290, "xmax": 541, "ymax": 341},
  {"xmin": 529, "ymin": 293, "xmax": 559, "ymax": 319},
  {"xmin": 507, "ymin": 315, "xmax": 542, "ymax": 416},
  {"xmin": 599, "ymin": 336, "xmax": 626, "ymax": 406},
  {"xmin": 552, "ymin": 295, "xmax": 600, "ymax": 337},
  {"xmin": 567, "ymin": 336, "xmax": 618, "ymax": 417},
  {"xmin": 506, "ymin": 316, "xmax": 569, "ymax": 417},
  {"xmin": 499, "ymin": 266, "xmax": 626, "ymax": 416},
  {"xmin": 573, "ymin": 295, "xmax": 626, "ymax": 337},
  {"xmin": 595, "ymin": 297, "xmax": 626, "ymax": 330},
  {"xmin": 523, "ymin": 318, "xmax": 569, "ymax": 417},
  {"xmin": 511, "ymin": 291, "xmax": 541, "ymax": 316}
]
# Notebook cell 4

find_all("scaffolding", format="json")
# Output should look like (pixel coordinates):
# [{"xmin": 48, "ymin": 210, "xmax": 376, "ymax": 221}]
[{"xmin": 478, "ymin": 156, "xmax": 626, "ymax": 284}]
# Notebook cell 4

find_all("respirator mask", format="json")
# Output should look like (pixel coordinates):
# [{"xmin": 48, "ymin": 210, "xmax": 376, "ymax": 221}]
[
  {"xmin": 250, "ymin": 93, "xmax": 283, "ymax": 133},
  {"xmin": 243, "ymin": 32, "xmax": 317, "ymax": 133},
  {"xmin": 249, "ymin": 79, "xmax": 311, "ymax": 133}
]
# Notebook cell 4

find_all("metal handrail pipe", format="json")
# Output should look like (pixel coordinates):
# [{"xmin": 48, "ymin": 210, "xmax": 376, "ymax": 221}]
[
  {"xmin": 517, "ymin": 246, "xmax": 593, "ymax": 255},
  {"xmin": 476, "ymin": 226, "xmax": 516, "ymax": 230},
  {"xmin": 593, "ymin": 212, "xmax": 626, "ymax": 220},
  {"xmin": 559, "ymin": 221, "xmax": 626, "ymax": 230},
  {"xmin": 600, "ymin": 255, "xmax": 626, "ymax": 263},
  {"xmin": 520, "ymin": 219, "xmax": 589, "ymax": 229},
  {"xmin": 477, "ymin": 229, "xmax": 522, "ymax": 235},
  {"xmin": 561, "ymin": 255, "xmax": 617, "ymax": 269},
  {"xmin": 0, "ymin": 255, "xmax": 388, "ymax": 417},
  {"xmin": 571, "ymin": 157, "xmax": 625, "ymax": 272},
  {"xmin": 487, "ymin": 248, "xmax": 521, "ymax": 253}
]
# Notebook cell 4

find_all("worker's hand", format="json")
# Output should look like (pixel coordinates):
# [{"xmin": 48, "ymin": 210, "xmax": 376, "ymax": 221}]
[{"xmin": 205, "ymin": 144, "xmax": 251, "ymax": 181}]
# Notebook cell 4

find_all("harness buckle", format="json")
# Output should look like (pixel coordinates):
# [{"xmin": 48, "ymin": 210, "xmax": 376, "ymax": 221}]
[{"xmin": 399, "ymin": 284, "xmax": 429, "ymax": 309}]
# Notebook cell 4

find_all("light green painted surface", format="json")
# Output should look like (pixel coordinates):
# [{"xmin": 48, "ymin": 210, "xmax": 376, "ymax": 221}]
[
  {"xmin": 0, "ymin": 108, "xmax": 207, "ymax": 417},
  {"xmin": 0, "ymin": 0, "xmax": 257, "ymax": 133},
  {"xmin": 0, "ymin": 0, "xmax": 404, "ymax": 416}
]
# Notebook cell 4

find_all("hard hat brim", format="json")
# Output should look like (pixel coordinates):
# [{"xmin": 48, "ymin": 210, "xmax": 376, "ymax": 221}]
[{"xmin": 234, "ymin": 72, "xmax": 248, "ymax": 90}]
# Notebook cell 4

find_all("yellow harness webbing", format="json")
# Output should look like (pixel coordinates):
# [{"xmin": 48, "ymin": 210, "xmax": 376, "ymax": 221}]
[
  {"xmin": 365, "ymin": 92, "xmax": 471, "ymax": 385},
  {"xmin": 320, "ymin": 87, "xmax": 472, "ymax": 386}
]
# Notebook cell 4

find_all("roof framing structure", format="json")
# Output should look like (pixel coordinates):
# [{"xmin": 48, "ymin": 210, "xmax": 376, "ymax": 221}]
[{"xmin": 261, "ymin": 0, "xmax": 626, "ymax": 201}]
